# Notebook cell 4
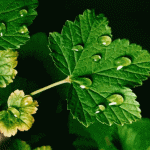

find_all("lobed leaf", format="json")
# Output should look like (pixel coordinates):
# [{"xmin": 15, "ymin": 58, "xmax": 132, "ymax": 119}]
[
  {"xmin": 48, "ymin": 9, "xmax": 147, "ymax": 127},
  {"xmin": 0, "ymin": 89, "xmax": 38, "ymax": 137}
]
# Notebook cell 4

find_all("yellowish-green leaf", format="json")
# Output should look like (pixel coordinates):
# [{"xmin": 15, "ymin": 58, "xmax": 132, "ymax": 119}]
[
  {"xmin": 0, "ymin": 89, "xmax": 38, "ymax": 137},
  {"xmin": 0, "ymin": 49, "xmax": 18, "ymax": 87},
  {"xmin": 33, "ymin": 145, "xmax": 52, "ymax": 150}
]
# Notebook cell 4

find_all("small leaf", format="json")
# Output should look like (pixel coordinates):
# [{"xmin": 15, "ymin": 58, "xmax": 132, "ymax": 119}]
[
  {"xmin": 0, "ymin": 89, "xmax": 38, "ymax": 137},
  {"xmin": 0, "ymin": 49, "xmax": 18, "ymax": 87},
  {"xmin": 33, "ymin": 145, "xmax": 52, "ymax": 150}
]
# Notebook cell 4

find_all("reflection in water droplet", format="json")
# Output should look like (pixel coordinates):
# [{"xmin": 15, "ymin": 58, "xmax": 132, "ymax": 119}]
[
  {"xmin": 91, "ymin": 55, "xmax": 101, "ymax": 62},
  {"xmin": 19, "ymin": 9, "xmax": 28, "ymax": 17},
  {"xmin": 115, "ymin": 57, "xmax": 131, "ymax": 70},
  {"xmin": 98, "ymin": 36, "xmax": 112, "ymax": 46},
  {"xmin": 72, "ymin": 45, "xmax": 83, "ymax": 51},
  {"xmin": 117, "ymin": 66, "xmax": 123, "ymax": 70},
  {"xmin": 107, "ymin": 94, "xmax": 124, "ymax": 106},
  {"xmin": 18, "ymin": 25, "xmax": 28, "ymax": 33},
  {"xmin": 0, "ymin": 22, "xmax": 6, "ymax": 37},
  {"xmin": 95, "ymin": 105, "xmax": 105, "ymax": 113},
  {"xmin": 80, "ymin": 85, "xmax": 86, "ymax": 89}
]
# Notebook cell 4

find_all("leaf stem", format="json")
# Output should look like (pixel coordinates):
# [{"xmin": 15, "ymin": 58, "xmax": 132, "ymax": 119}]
[{"xmin": 30, "ymin": 76, "xmax": 71, "ymax": 96}]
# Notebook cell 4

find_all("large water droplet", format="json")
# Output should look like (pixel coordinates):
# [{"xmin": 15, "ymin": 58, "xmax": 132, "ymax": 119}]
[
  {"xmin": 71, "ymin": 77, "xmax": 92, "ymax": 89},
  {"xmin": 107, "ymin": 94, "xmax": 124, "ymax": 106},
  {"xmin": 18, "ymin": 25, "xmax": 28, "ymax": 34},
  {"xmin": 115, "ymin": 57, "xmax": 131, "ymax": 70},
  {"xmin": 98, "ymin": 36, "xmax": 111, "ymax": 46},
  {"xmin": 91, "ymin": 55, "xmax": 101, "ymax": 62},
  {"xmin": 72, "ymin": 45, "xmax": 83, "ymax": 51},
  {"xmin": 95, "ymin": 105, "xmax": 105, "ymax": 113},
  {"xmin": 19, "ymin": 9, "xmax": 28, "ymax": 17},
  {"xmin": 0, "ymin": 22, "xmax": 6, "ymax": 37}
]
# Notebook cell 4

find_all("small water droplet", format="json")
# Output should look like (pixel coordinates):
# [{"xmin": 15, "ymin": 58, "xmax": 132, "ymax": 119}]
[
  {"xmin": 18, "ymin": 25, "xmax": 28, "ymax": 34},
  {"xmin": 95, "ymin": 105, "xmax": 105, "ymax": 113},
  {"xmin": 98, "ymin": 36, "xmax": 112, "ymax": 46},
  {"xmin": 115, "ymin": 57, "xmax": 131, "ymax": 70},
  {"xmin": 107, "ymin": 94, "xmax": 124, "ymax": 106},
  {"xmin": 19, "ymin": 9, "xmax": 28, "ymax": 17},
  {"xmin": 91, "ymin": 55, "xmax": 101, "ymax": 62},
  {"xmin": 72, "ymin": 45, "xmax": 83, "ymax": 51},
  {"xmin": 14, "ymin": 114, "xmax": 17, "ymax": 117},
  {"xmin": 71, "ymin": 77, "xmax": 92, "ymax": 89},
  {"xmin": 0, "ymin": 22, "xmax": 6, "ymax": 37},
  {"xmin": 25, "ymin": 102, "xmax": 28, "ymax": 105}
]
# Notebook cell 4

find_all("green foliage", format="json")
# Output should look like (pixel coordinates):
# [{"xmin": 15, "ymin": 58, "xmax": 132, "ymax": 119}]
[
  {"xmin": 48, "ymin": 9, "xmax": 150, "ymax": 127},
  {"xmin": 0, "ymin": 0, "xmax": 38, "ymax": 50}
]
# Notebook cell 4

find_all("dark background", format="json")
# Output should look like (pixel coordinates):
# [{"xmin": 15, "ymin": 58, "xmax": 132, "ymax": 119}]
[{"xmin": 1, "ymin": 0, "xmax": 150, "ymax": 149}]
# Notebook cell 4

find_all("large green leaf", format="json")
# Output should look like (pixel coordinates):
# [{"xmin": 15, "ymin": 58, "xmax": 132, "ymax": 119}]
[
  {"xmin": 48, "ymin": 9, "xmax": 150, "ymax": 127},
  {"xmin": 118, "ymin": 118, "xmax": 150, "ymax": 150},
  {"xmin": 0, "ymin": 49, "xmax": 18, "ymax": 87},
  {"xmin": 0, "ymin": 89, "xmax": 38, "ymax": 137},
  {"xmin": 0, "ymin": 0, "xmax": 38, "ymax": 50}
]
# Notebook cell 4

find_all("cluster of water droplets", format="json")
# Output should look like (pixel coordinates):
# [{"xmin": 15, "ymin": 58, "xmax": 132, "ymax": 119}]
[{"xmin": 0, "ymin": 9, "xmax": 29, "ymax": 37}]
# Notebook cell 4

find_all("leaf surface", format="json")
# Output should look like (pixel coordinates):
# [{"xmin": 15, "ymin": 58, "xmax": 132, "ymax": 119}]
[
  {"xmin": 48, "ymin": 9, "xmax": 150, "ymax": 127},
  {"xmin": 0, "ymin": 0, "xmax": 38, "ymax": 50},
  {"xmin": 0, "ymin": 89, "xmax": 38, "ymax": 137},
  {"xmin": 0, "ymin": 49, "xmax": 18, "ymax": 87}
]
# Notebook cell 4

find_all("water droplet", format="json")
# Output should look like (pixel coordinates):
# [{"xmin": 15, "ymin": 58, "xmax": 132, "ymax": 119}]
[
  {"xmin": 25, "ymin": 102, "xmax": 28, "ymax": 105},
  {"xmin": 0, "ymin": 22, "xmax": 6, "ymax": 37},
  {"xmin": 72, "ymin": 45, "xmax": 83, "ymax": 51},
  {"xmin": 107, "ymin": 94, "xmax": 124, "ymax": 106},
  {"xmin": 98, "ymin": 36, "xmax": 111, "ymax": 46},
  {"xmin": 71, "ymin": 77, "xmax": 92, "ymax": 89},
  {"xmin": 19, "ymin": 9, "xmax": 28, "ymax": 17},
  {"xmin": 18, "ymin": 25, "xmax": 28, "ymax": 34},
  {"xmin": 91, "ymin": 55, "xmax": 101, "ymax": 62},
  {"xmin": 95, "ymin": 105, "xmax": 105, "ymax": 113},
  {"xmin": 14, "ymin": 114, "xmax": 17, "ymax": 117},
  {"xmin": 115, "ymin": 57, "xmax": 131, "ymax": 70}
]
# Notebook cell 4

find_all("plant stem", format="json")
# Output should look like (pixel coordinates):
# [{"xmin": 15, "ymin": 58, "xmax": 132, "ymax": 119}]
[{"xmin": 30, "ymin": 76, "xmax": 71, "ymax": 96}]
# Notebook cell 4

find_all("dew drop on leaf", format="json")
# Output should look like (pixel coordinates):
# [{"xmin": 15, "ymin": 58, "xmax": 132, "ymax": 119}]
[
  {"xmin": 8, "ymin": 107, "xmax": 20, "ymax": 118},
  {"xmin": 106, "ymin": 94, "xmax": 124, "ymax": 105},
  {"xmin": 18, "ymin": 25, "xmax": 28, "ymax": 34},
  {"xmin": 71, "ymin": 77, "xmax": 92, "ymax": 89},
  {"xmin": 91, "ymin": 55, "xmax": 101, "ymax": 62},
  {"xmin": 71, "ymin": 45, "xmax": 83, "ymax": 51},
  {"xmin": 115, "ymin": 57, "xmax": 131, "ymax": 70},
  {"xmin": 19, "ymin": 9, "xmax": 28, "ymax": 17},
  {"xmin": 0, "ymin": 22, "xmax": 6, "ymax": 37},
  {"xmin": 95, "ymin": 105, "xmax": 105, "ymax": 113},
  {"xmin": 97, "ymin": 35, "xmax": 111, "ymax": 46}
]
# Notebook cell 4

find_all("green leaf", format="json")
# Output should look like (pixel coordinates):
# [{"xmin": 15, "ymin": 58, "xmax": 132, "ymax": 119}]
[
  {"xmin": 48, "ymin": 9, "xmax": 150, "ymax": 127},
  {"xmin": 48, "ymin": 9, "xmax": 111, "ymax": 75},
  {"xmin": 8, "ymin": 139, "xmax": 31, "ymax": 150},
  {"xmin": 0, "ymin": 0, "xmax": 38, "ymax": 50},
  {"xmin": 0, "ymin": 49, "xmax": 18, "ymax": 87},
  {"xmin": 33, "ymin": 146, "xmax": 52, "ymax": 150},
  {"xmin": 118, "ymin": 118, "xmax": 150, "ymax": 150},
  {"xmin": 0, "ymin": 89, "xmax": 38, "ymax": 137}
]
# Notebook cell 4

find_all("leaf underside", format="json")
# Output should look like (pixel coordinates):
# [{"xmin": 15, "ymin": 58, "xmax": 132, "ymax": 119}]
[{"xmin": 48, "ymin": 9, "xmax": 150, "ymax": 127}]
